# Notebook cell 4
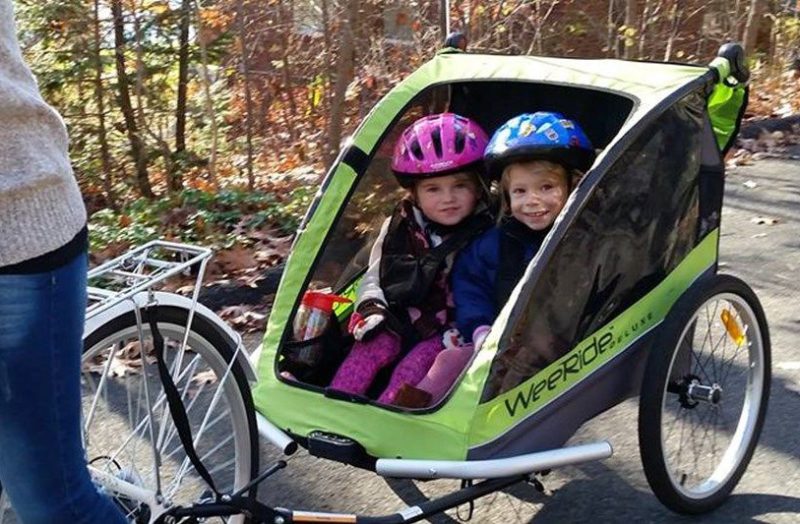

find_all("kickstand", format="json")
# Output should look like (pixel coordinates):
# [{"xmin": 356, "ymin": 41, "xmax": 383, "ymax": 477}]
[{"xmin": 230, "ymin": 460, "xmax": 287, "ymax": 498}]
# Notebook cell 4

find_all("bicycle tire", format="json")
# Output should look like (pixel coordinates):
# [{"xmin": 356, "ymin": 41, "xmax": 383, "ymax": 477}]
[
  {"xmin": 638, "ymin": 273, "xmax": 770, "ymax": 514},
  {"xmin": 82, "ymin": 305, "xmax": 259, "ymax": 523}
]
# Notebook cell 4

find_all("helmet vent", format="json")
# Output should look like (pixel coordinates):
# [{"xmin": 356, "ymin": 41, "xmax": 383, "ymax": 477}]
[
  {"xmin": 431, "ymin": 128, "xmax": 443, "ymax": 158},
  {"xmin": 409, "ymin": 139, "xmax": 425, "ymax": 161},
  {"xmin": 454, "ymin": 125, "xmax": 466, "ymax": 154}
]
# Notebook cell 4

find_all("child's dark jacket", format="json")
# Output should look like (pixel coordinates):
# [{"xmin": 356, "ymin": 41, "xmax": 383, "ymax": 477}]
[
  {"xmin": 451, "ymin": 217, "xmax": 549, "ymax": 341},
  {"xmin": 358, "ymin": 199, "xmax": 492, "ymax": 345}
]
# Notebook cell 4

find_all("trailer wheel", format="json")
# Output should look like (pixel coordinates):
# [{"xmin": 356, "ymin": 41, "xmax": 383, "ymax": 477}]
[{"xmin": 639, "ymin": 274, "xmax": 770, "ymax": 514}]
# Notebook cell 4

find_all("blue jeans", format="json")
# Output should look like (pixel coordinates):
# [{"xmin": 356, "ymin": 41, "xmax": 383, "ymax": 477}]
[{"xmin": 0, "ymin": 252, "xmax": 126, "ymax": 523}]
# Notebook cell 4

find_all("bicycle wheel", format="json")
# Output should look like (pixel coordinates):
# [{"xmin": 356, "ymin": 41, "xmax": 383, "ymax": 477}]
[
  {"xmin": 82, "ymin": 305, "xmax": 259, "ymax": 523},
  {"xmin": 638, "ymin": 273, "xmax": 770, "ymax": 514}
]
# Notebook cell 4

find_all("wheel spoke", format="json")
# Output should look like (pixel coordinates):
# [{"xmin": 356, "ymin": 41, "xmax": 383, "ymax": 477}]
[
  {"xmin": 84, "ymin": 341, "xmax": 122, "ymax": 434},
  {"xmin": 134, "ymin": 315, "xmax": 164, "ymax": 496},
  {"xmin": 701, "ymin": 302, "xmax": 719, "ymax": 380},
  {"xmin": 687, "ymin": 321, "xmax": 714, "ymax": 385},
  {"xmin": 698, "ymin": 314, "xmax": 728, "ymax": 384}
]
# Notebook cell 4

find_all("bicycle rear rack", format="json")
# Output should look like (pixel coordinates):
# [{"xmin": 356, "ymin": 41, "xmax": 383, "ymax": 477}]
[{"xmin": 86, "ymin": 240, "xmax": 212, "ymax": 320}]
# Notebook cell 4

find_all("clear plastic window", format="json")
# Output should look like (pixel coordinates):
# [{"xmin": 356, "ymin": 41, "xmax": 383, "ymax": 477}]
[{"xmin": 481, "ymin": 94, "xmax": 706, "ymax": 400}]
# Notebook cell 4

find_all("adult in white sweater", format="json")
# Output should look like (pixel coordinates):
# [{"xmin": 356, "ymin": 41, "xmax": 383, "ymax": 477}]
[{"xmin": 0, "ymin": 2, "xmax": 125, "ymax": 522}]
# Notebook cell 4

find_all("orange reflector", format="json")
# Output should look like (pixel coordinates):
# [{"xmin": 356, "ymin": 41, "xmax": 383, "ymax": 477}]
[{"xmin": 721, "ymin": 309, "xmax": 745, "ymax": 346}]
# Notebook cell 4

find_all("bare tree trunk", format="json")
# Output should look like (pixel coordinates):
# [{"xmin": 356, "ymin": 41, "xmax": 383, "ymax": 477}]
[
  {"xmin": 133, "ymin": 5, "xmax": 146, "ymax": 134},
  {"xmin": 607, "ymin": 0, "xmax": 617, "ymax": 58},
  {"xmin": 173, "ymin": 0, "xmax": 191, "ymax": 193},
  {"xmin": 278, "ymin": 1, "xmax": 299, "ymax": 123},
  {"xmin": 111, "ymin": 0, "xmax": 152, "ymax": 198},
  {"xmin": 768, "ymin": 15, "xmax": 781, "ymax": 76},
  {"xmin": 663, "ymin": 0, "xmax": 681, "ymax": 61},
  {"xmin": 326, "ymin": 0, "xmax": 357, "ymax": 168},
  {"xmin": 637, "ymin": 0, "xmax": 653, "ymax": 59},
  {"xmin": 237, "ymin": 0, "xmax": 255, "ymax": 189},
  {"xmin": 623, "ymin": 0, "xmax": 637, "ymax": 59},
  {"xmin": 321, "ymin": 0, "xmax": 332, "ymax": 109},
  {"xmin": 526, "ymin": 0, "xmax": 559, "ymax": 55},
  {"xmin": 454, "ymin": 1, "xmax": 469, "ymax": 38},
  {"xmin": 92, "ymin": 0, "xmax": 117, "ymax": 211},
  {"xmin": 530, "ymin": 1, "xmax": 543, "ymax": 55},
  {"xmin": 741, "ymin": 0, "xmax": 765, "ymax": 54},
  {"xmin": 132, "ymin": 1, "xmax": 177, "ymax": 189},
  {"xmin": 194, "ymin": 0, "xmax": 219, "ymax": 187},
  {"xmin": 735, "ymin": 0, "xmax": 748, "ymax": 41}
]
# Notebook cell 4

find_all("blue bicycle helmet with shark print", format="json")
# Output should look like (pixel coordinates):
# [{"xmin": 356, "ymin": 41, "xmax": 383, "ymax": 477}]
[{"xmin": 484, "ymin": 111, "xmax": 596, "ymax": 177}]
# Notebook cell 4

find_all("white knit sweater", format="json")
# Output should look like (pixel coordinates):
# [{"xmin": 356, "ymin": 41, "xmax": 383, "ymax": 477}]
[{"xmin": 0, "ymin": 0, "xmax": 86, "ymax": 267}]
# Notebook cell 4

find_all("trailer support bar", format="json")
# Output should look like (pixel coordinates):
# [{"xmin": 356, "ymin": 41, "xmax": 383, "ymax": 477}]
[{"xmin": 375, "ymin": 441, "xmax": 612, "ymax": 479}]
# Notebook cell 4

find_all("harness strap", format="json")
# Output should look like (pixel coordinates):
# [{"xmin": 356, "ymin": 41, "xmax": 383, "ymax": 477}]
[{"xmin": 146, "ymin": 307, "xmax": 220, "ymax": 498}]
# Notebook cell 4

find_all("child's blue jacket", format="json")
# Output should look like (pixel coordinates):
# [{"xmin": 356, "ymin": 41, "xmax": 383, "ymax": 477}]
[{"xmin": 451, "ymin": 218, "xmax": 549, "ymax": 341}]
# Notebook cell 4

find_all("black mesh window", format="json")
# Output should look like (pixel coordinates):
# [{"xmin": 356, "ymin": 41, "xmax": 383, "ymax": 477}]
[{"xmin": 482, "ymin": 91, "xmax": 708, "ymax": 401}]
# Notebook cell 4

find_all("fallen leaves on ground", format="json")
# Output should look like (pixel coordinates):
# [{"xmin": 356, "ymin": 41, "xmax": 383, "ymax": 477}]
[
  {"xmin": 191, "ymin": 369, "xmax": 218, "ymax": 385},
  {"xmin": 730, "ymin": 126, "xmax": 800, "ymax": 167},
  {"xmin": 89, "ymin": 241, "xmax": 133, "ymax": 266},
  {"xmin": 218, "ymin": 304, "xmax": 269, "ymax": 333},
  {"xmin": 209, "ymin": 246, "xmax": 257, "ymax": 277},
  {"xmin": 84, "ymin": 356, "xmax": 141, "ymax": 378},
  {"xmin": 83, "ymin": 340, "xmax": 155, "ymax": 377}
]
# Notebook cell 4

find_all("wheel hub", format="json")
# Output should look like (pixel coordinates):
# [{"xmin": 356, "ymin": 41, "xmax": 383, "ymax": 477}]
[
  {"xmin": 687, "ymin": 380, "xmax": 723, "ymax": 405},
  {"xmin": 669, "ymin": 374, "xmax": 723, "ymax": 408}
]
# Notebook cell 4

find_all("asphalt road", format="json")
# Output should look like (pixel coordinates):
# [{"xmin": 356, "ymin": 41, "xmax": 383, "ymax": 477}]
[{"xmin": 250, "ymin": 159, "xmax": 800, "ymax": 523}]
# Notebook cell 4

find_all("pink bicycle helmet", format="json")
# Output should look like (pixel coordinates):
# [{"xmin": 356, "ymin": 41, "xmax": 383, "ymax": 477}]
[{"xmin": 391, "ymin": 113, "xmax": 489, "ymax": 187}]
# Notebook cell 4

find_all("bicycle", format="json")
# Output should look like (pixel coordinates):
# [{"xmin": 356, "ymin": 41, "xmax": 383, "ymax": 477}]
[{"xmin": 1, "ymin": 241, "xmax": 260, "ymax": 524}]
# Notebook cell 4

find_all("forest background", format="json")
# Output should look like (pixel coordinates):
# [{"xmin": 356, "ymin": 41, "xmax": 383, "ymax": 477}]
[{"xmin": 14, "ymin": 0, "xmax": 800, "ymax": 309}]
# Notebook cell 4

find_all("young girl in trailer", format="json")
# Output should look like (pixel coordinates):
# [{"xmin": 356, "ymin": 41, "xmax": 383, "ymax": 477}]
[
  {"xmin": 401, "ymin": 111, "xmax": 596, "ymax": 406},
  {"xmin": 327, "ymin": 113, "xmax": 493, "ymax": 405}
]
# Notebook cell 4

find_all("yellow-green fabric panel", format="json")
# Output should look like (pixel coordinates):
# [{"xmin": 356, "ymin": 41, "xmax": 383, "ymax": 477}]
[
  {"xmin": 253, "ymin": 164, "xmax": 357, "ymax": 400},
  {"xmin": 708, "ymin": 83, "xmax": 747, "ymax": 150},
  {"xmin": 353, "ymin": 53, "xmax": 708, "ymax": 155},
  {"xmin": 468, "ymin": 229, "xmax": 719, "ymax": 449},
  {"xmin": 249, "ymin": 370, "xmax": 476, "ymax": 460}
]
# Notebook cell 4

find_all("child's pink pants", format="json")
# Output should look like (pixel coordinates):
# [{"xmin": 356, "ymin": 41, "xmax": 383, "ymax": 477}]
[{"xmin": 328, "ymin": 332, "xmax": 444, "ymax": 403}]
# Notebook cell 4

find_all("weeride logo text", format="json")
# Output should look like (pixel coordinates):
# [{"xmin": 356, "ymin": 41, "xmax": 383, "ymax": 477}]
[{"xmin": 503, "ymin": 310, "xmax": 654, "ymax": 418}]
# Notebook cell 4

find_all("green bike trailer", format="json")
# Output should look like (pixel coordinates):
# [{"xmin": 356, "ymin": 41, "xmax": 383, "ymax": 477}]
[{"xmin": 252, "ymin": 44, "xmax": 760, "ymax": 481}]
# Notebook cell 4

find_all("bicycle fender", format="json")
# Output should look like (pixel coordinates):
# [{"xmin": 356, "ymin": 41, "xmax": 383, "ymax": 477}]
[{"xmin": 83, "ymin": 291, "xmax": 258, "ymax": 382}]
